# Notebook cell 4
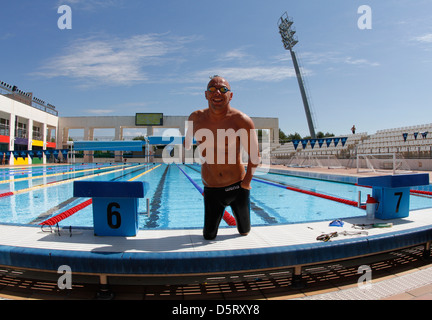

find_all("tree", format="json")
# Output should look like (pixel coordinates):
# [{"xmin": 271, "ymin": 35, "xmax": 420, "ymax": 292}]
[
  {"xmin": 132, "ymin": 135, "xmax": 146, "ymax": 140},
  {"xmin": 279, "ymin": 129, "xmax": 335, "ymax": 142},
  {"xmin": 303, "ymin": 132, "xmax": 335, "ymax": 139},
  {"xmin": 279, "ymin": 129, "xmax": 288, "ymax": 142},
  {"xmin": 287, "ymin": 132, "xmax": 302, "ymax": 140}
]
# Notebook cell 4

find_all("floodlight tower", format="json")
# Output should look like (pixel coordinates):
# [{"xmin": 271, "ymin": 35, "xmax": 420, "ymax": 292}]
[{"xmin": 278, "ymin": 12, "xmax": 316, "ymax": 139}]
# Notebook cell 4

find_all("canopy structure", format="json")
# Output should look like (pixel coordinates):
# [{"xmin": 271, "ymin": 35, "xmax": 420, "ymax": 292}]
[
  {"xmin": 73, "ymin": 136, "xmax": 187, "ymax": 151},
  {"xmin": 73, "ymin": 140, "xmax": 144, "ymax": 151},
  {"xmin": 148, "ymin": 136, "xmax": 185, "ymax": 146}
]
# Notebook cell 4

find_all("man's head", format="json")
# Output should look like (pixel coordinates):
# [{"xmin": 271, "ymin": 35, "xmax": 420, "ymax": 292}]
[{"xmin": 205, "ymin": 76, "xmax": 233, "ymax": 111}]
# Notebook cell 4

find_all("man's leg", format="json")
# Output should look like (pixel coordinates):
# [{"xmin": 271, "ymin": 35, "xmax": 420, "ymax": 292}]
[
  {"xmin": 203, "ymin": 188, "xmax": 225, "ymax": 240},
  {"xmin": 230, "ymin": 188, "xmax": 251, "ymax": 236}
]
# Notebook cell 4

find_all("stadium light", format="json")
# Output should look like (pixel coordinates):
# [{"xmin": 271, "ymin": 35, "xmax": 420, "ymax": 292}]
[{"xmin": 278, "ymin": 12, "xmax": 316, "ymax": 139}]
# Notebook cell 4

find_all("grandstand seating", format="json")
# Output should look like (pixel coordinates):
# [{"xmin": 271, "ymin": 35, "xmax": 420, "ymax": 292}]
[{"xmin": 271, "ymin": 123, "xmax": 432, "ymax": 159}]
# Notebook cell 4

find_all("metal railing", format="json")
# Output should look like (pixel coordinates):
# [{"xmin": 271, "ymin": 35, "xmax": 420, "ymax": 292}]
[
  {"xmin": 0, "ymin": 124, "xmax": 9, "ymax": 136},
  {"xmin": 0, "ymin": 80, "xmax": 58, "ymax": 117}
]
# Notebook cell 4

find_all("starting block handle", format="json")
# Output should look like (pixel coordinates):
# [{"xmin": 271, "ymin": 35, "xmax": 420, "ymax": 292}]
[{"xmin": 73, "ymin": 181, "xmax": 147, "ymax": 198}]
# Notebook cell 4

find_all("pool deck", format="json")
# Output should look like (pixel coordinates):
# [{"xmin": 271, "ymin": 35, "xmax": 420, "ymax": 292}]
[
  {"xmin": 1, "ymin": 210, "xmax": 432, "ymax": 300},
  {"xmin": 1, "ymin": 207, "xmax": 431, "ymax": 257},
  {"xmin": 0, "ymin": 164, "xmax": 432, "ymax": 300}
]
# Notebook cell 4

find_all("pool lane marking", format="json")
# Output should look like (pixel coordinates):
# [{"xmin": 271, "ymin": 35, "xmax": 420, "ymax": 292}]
[
  {"xmin": 0, "ymin": 163, "xmax": 125, "ymax": 184},
  {"xmin": 0, "ymin": 164, "xmax": 81, "ymax": 178},
  {"xmin": 0, "ymin": 164, "xmax": 102, "ymax": 180},
  {"xmin": 175, "ymin": 163, "xmax": 237, "ymax": 226},
  {"xmin": 0, "ymin": 163, "xmax": 121, "ymax": 184},
  {"xmin": 128, "ymin": 164, "xmax": 162, "ymax": 181},
  {"xmin": 30, "ymin": 196, "xmax": 80, "ymax": 225},
  {"xmin": 38, "ymin": 163, "xmax": 161, "ymax": 226},
  {"xmin": 143, "ymin": 164, "xmax": 170, "ymax": 228},
  {"xmin": 0, "ymin": 163, "xmax": 146, "ymax": 199}
]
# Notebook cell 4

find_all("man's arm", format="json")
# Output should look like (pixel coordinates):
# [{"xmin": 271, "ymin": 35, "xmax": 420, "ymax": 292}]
[
  {"xmin": 240, "ymin": 116, "xmax": 261, "ymax": 190},
  {"xmin": 184, "ymin": 114, "xmax": 196, "ymax": 151}
]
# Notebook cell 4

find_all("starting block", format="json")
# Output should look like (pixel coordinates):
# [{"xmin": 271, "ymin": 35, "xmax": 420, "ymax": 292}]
[
  {"xmin": 358, "ymin": 173, "xmax": 429, "ymax": 220},
  {"xmin": 74, "ymin": 181, "xmax": 148, "ymax": 236}
]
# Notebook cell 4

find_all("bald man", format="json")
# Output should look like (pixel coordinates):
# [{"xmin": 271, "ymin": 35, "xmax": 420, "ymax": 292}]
[{"xmin": 185, "ymin": 76, "xmax": 260, "ymax": 240}]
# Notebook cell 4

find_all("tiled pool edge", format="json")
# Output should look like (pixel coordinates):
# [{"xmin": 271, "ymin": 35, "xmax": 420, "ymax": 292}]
[
  {"xmin": 263, "ymin": 167, "xmax": 359, "ymax": 184},
  {"xmin": 0, "ymin": 220, "xmax": 431, "ymax": 277}
]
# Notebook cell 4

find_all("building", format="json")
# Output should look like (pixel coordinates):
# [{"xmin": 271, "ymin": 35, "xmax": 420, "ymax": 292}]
[{"xmin": 0, "ymin": 81, "xmax": 58, "ymax": 165}]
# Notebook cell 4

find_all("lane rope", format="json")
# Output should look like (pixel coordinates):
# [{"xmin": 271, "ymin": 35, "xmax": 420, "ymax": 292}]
[
  {"xmin": 411, "ymin": 189, "xmax": 432, "ymax": 196},
  {"xmin": 0, "ymin": 163, "xmax": 122, "ymax": 184},
  {"xmin": 252, "ymin": 176, "xmax": 363, "ymax": 209}
]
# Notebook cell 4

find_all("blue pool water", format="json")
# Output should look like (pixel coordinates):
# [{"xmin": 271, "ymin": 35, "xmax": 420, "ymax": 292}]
[{"xmin": 0, "ymin": 163, "xmax": 431, "ymax": 229}]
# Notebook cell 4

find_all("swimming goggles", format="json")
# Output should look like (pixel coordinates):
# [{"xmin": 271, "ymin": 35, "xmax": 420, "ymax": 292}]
[
  {"xmin": 207, "ymin": 86, "xmax": 230, "ymax": 93},
  {"xmin": 316, "ymin": 230, "xmax": 368, "ymax": 242},
  {"xmin": 316, "ymin": 232, "xmax": 338, "ymax": 242}
]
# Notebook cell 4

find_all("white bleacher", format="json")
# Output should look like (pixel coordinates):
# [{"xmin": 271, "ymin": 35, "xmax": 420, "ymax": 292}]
[
  {"xmin": 358, "ymin": 123, "xmax": 432, "ymax": 155},
  {"xmin": 271, "ymin": 141, "xmax": 297, "ymax": 158},
  {"xmin": 271, "ymin": 123, "xmax": 432, "ymax": 160}
]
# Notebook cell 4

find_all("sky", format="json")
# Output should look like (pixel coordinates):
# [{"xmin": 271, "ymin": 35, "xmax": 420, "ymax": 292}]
[{"xmin": 1, "ymin": 0, "xmax": 432, "ymax": 138}]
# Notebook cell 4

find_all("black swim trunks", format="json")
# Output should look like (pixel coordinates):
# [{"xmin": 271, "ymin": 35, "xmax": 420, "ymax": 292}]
[{"xmin": 203, "ymin": 181, "xmax": 251, "ymax": 240}]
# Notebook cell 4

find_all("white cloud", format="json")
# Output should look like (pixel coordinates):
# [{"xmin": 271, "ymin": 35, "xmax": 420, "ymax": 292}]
[
  {"xmin": 191, "ymin": 47, "xmax": 300, "ymax": 83},
  {"xmin": 85, "ymin": 102, "xmax": 149, "ymax": 114},
  {"xmin": 291, "ymin": 51, "xmax": 380, "ymax": 67},
  {"xmin": 34, "ymin": 33, "xmax": 191, "ymax": 86},
  {"xmin": 33, "ymin": 32, "xmax": 323, "ymax": 88},
  {"xmin": 218, "ymin": 48, "xmax": 250, "ymax": 61},
  {"xmin": 170, "ymin": 86, "xmax": 203, "ymax": 96},
  {"xmin": 413, "ymin": 33, "xmax": 432, "ymax": 43},
  {"xmin": 297, "ymin": 51, "xmax": 343, "ymax": 65},
  {"xmin": 193, "ymin": 66, "xmax": 297, "ymax": 82},
  {"xmin": 344, "ymin": 57, "xmax": 380, "ymax": 67}
]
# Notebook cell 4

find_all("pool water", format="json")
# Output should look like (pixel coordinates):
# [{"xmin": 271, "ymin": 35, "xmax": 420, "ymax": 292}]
[{"xmin": 0, "ymin": 163, "xmax": 431, "ymax": 229}]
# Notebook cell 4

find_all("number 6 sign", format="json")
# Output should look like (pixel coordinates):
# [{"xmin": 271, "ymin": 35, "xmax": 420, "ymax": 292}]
[
  {"xmin": 74, "ymin": 181, "xmax": 148, "ymax": 236},
  {"xmin": 107, "ymin": 202, "xmax": 122, "ymax": 229}
]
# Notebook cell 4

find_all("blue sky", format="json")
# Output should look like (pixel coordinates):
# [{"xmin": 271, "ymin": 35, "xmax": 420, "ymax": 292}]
[{"xmin": 1, "ymin": 0, "xmax": 432, "ymax": 138}]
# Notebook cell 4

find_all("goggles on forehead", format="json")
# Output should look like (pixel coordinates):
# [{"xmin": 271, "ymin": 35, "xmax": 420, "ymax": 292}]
[{"xmin": 207, "ymin": 86, "xmax": 230, "ymax": 93}]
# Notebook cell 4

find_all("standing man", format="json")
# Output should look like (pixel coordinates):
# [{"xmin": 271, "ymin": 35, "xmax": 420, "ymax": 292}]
[{"xmin": 185, "ymin": 76, "xmax": 260, "ymax": 240}]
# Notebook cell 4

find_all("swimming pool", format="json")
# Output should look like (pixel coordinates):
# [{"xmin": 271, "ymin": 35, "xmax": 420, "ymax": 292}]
[
  {"xmin": 1, "ymin": 162, "xmax": 432, "ymax": 291},
  {"xmin": 1, "ymin": 163, "xmax": 431, "ymax": 229}
]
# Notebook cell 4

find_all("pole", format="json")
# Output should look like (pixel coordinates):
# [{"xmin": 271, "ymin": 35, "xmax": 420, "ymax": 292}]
[{"xmin": 290, "ymin": 49, "xmax": 316, "ymax": 139}]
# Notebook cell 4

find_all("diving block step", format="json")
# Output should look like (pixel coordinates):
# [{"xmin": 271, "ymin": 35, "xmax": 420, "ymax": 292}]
[
  {"xmin": 74, "ymin": 181, "xmax": 149, "ymax": 237},
  {"xmin": 358, "ymin": 173, "xmax": 429, "ymax": 220}
]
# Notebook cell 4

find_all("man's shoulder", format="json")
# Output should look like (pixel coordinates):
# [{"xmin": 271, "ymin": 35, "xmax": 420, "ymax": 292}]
[
  {"xmin": 230, "ymin": 107, "xmax": 249, "ymax": 118},
  {"xmin": 229, "ymin": 108, "xmax": 254, "ymax": 127},
  {"xmin": 189, "ymin": 108, "xmax": 207, "ymax": 118},
  {"xmin": 188, "ymin": 109, "xmax": 206, "ymax": 123}
]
